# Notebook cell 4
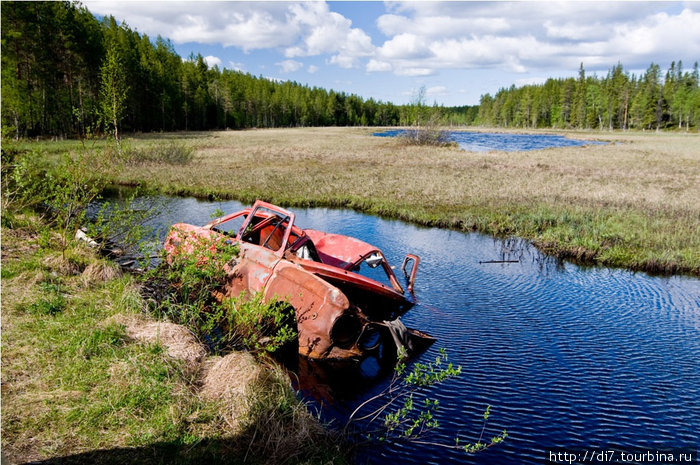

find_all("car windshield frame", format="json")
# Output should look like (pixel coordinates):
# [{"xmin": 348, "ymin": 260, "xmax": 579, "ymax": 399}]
[{"xmin": 236, "ymin": 201, "xmax": 296, "ymax": 256}]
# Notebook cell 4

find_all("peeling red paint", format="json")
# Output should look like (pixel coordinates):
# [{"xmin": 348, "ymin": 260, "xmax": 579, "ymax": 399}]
[{"xmin": 164, "ymin": 200, "xmax": 432, "ymax": 360}]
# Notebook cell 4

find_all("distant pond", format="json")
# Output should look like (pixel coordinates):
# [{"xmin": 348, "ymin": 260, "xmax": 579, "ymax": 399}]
[{"xmin": 374, "ymin": 129, "xmax": 606, "ymax": 152}]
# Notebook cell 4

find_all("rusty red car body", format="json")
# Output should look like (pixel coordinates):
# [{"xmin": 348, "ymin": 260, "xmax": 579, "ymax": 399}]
[{"xmin": 164, "ymin": 200, "xmax": 430, "ymax": 360}]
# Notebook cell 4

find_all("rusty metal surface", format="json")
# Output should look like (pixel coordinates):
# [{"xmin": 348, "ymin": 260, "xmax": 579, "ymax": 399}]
[
  {"xmin": 401, "ymin": 254, "xmax": 420, "ymax": 293},
  {"xmin": 303, "ymin": 230, "xmax": 376, "ymax": 269},
  {"xmin": 164, "ymin": 200, "xmax": 427, "ymax": 360}
]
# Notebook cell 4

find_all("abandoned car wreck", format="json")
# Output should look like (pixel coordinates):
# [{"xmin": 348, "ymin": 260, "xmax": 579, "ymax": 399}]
[{"xmin": 164, "ymin": 200, "xmax": 433, "ymax": 360}]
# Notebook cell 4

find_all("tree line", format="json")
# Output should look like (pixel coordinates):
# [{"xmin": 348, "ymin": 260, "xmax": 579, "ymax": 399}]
[
  {"xmin": 1, "ymin": 1, "xmax": 413, "ymax": 138},
  {"xmin": 1, "ymin": 1, "xmax": 698, "ymax": 138},
  {"xmin": 477, "ymin": 62, "xmax": 700, "ymax": 130}
]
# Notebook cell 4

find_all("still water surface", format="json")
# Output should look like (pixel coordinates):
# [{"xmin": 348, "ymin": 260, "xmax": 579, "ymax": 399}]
[
  {"xmin": 131, "ymin": 195, "xmax": 699, "ymax": 464},
  {"xmin": 374, "ymin": 129, "xmax": 606, "ymax": 152}
]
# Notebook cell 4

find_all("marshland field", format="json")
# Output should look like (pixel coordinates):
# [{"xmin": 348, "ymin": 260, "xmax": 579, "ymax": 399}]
[
  {"xmin": 2, "ymin": 127, "xmax": 698, "ymax": 464},
  {"xmin": 112, "ymin": 127, "xmax": 699, "ymax": 275}
]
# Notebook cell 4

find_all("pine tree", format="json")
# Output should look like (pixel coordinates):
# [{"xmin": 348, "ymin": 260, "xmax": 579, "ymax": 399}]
[{"xmin": 572, "ymin": 63, "xmax": 587, "ymax": 128}]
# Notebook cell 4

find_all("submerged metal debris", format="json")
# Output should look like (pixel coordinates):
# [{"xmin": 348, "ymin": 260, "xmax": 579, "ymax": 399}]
[{"xmin": 164, "ymin": 200, "xmax": 433, "ymax": 360}]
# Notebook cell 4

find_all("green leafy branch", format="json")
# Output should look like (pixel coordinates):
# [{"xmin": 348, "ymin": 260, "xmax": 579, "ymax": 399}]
[{"xmin": 345, "ymin": 348, "xmax": 506, "ymax": 453}]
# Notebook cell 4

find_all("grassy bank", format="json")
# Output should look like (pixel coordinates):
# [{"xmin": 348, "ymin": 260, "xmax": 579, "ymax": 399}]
[
  {"xmin": 105, "ymin": 127, "xmax": 699, "ymax": 276},
  {"xmin": 1, "ymin": 213, "xmax": 346, "ymax": 464}
]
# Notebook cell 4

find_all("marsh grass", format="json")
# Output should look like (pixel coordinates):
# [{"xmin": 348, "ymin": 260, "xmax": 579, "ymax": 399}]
[
  {"xmin": 1, "ymin": 215, "xmax": 347, "ymax": 465},
  {"xmin": 106, "ymin": 127, "xmax": 699, "ymax": 275},
  {"xmin": 124, "ymin": 141, "xmax": 195, "ymax": 165}
]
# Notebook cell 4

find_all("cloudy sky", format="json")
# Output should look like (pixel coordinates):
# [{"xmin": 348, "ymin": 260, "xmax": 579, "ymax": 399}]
[{"xmin": 84, "ymin": 1, "xmax": 700, "ymax": 106}]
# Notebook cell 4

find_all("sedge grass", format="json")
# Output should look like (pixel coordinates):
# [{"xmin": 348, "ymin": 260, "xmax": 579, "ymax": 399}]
[{"xmin": 108, "ymin": 127, "xmax": 699, "ymax": 275}]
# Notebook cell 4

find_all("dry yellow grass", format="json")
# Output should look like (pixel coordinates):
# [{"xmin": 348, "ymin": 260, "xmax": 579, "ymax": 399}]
[
  {"xmin": 117, "ymin": 127, "xmax": 699, "ymax": 274},
  {"xmin": 122, "ymin": 128, "xmax": 695, "ymax": 209}
]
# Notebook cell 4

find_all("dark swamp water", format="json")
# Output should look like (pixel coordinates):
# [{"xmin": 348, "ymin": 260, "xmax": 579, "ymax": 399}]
[
  {"xmin": 119, "ymin": 195, "xmax": 699, "ymax": 464},
  {"xmin": 374, "ymin": 129, "xmax": 606, "ymax": 152}
]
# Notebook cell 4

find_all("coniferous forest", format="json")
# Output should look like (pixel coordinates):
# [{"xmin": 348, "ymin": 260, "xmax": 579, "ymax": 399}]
[
  {"xmin": 477, "ymin": 62, "xmax": 700, "ymax": 131},
  {"xmin": 2, "ymin": 1, "xmax": 699, "ymax": 138}
]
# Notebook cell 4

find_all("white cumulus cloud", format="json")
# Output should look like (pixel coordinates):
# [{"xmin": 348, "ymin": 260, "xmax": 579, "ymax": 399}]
[
  {"xmin": 85, "ymin": 1, "xmax": 376, "ymax": 70},
  {"xmin": 84, "ymin": 2, "xmax": 299, "ymax": 51},
  {"xmin": 284, "ymin": 3, "xmax": 374, "ymax": 68},
  {"xmin": 276, "ymin": 59, "xmax": 303, "ymax": 73},
  {"xmin": 370, "ymin": 2, "xmax": 700, "ymax": 76},
  {"xmin": 378, "ymin": 33, "xmax": 432, "ymax": 60},
  {"xmin": 426, "ymin": 86, "xmax": 448, "ymax": 97},
  {"xmin": 366, "ymin": 59, "xmax": 392, "ymax": 72},
  {"xmin": 83, "ymin": 1, "xmax": 700, "ymax": 80},
  {"xmin": 203, "ymin": 55, "xmax": 222, "ymax": 68}
]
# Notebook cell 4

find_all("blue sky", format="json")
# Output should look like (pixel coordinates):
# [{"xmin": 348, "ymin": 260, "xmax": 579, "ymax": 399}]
[{"xmin": 84, "ymin": 1, "xmax": 700, "ymax": 106}]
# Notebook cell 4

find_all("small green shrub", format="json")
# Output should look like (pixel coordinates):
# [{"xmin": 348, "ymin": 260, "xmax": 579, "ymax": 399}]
[
  {"xmin": 2, "ymin": 144, "xmax": 122, "ymax": 257},
  {"xmin": 347, "ymin": 348, "xmax": 507, "ymax": 453},
  {"xmin": 29, "ymin": 282, "xmax": 66, "ymax": 316},
  {"xmin": 224, "ymin": 294, "xmax": 297, "ymax": 353},
  {"xmin": 85, "ymin": 193, "xmax": 159, "ymax": 259},
  {"xmin": 400, "ymin": 127, "xmax": 454, "ymax": 147}
]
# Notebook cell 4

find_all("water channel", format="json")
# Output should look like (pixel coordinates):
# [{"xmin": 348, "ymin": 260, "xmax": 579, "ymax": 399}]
[{"xmin": 121, "ymin": 195, "xmax": 699, "ymax": 464}]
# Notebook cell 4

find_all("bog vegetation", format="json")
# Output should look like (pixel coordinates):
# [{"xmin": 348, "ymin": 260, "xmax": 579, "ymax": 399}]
[{"xmin": 2, "ymin": 1, "xmax": 699, "ymax": 139}]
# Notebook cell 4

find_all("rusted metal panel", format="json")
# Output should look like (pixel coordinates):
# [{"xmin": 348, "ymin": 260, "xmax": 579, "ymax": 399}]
[
  {"xmin": 264, "ymin": 261, "xmax": 350, "ymax": 358},
  {"xmin": 223, "ymin": 242, "xmax": 281, "ymax": 296},
  {"xmin": 290, "ymin": 258, "xmax": 404, "ymax": 303}
]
